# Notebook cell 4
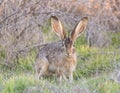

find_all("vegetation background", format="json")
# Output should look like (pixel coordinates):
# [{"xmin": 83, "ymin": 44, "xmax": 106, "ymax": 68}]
[{"xmin": 0, "ymin": 0, "xmax": 120, "ymax": 93}]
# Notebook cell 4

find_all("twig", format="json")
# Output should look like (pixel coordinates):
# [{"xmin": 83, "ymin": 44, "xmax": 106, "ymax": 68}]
[
  {"xmin": 13, "ymin": 43, "xmax": 48, "ymax": 52},
  {"xmin": 0, "ymin": 11, "xmax": 19, "ymax": 24},
  {"xmin": 13, "ymin": 40, "xmax": 62, "ymax": 53}
]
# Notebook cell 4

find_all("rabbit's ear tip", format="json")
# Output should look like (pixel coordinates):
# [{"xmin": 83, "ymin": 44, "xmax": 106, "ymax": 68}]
[
  {"xmin": 51, "ymin": 16, "xmax": 58, "ymax": 20},
  {"xmin": 82, "ymin": 17, "xmax": 88, "ymax": 20}
]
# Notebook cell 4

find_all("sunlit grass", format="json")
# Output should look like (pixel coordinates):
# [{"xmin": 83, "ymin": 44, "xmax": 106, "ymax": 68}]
[
  {"xmin": 1, "ymin": 74, "xmax": 120, "ymax": 93},
  {"xmin": 17, "ymin": 51, "xmax": 36, "ymax": 73},
  {"xmin": 2, "ymin": 75, "xmax": 35, "ymax": 93},
  {"xmin": 86, "ymin": 76, "xmax": 120, "ymax": 93}
]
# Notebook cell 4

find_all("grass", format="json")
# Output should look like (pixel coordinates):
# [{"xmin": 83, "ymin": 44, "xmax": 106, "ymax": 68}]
[
  {"xmin": 110, "ymin": 32, "xmax": 120, "ymax": 47},
  {"xmin": 87, "ymin": 76, "xmax": 120, "ymax": 93},
  {"xmin": 75, "ymin": 46, "xmax": 120, "ymax": 77},
  {"xmin": 0, "ymin": 31, "xmax": 120, "ymax": 93},
  {"xmin": 2, "ymin": 75, "xmax": 35, "ymax": 93},
  {"xmin": 16, "ymin": 51, "xmax": 36, "ymax": 73}
]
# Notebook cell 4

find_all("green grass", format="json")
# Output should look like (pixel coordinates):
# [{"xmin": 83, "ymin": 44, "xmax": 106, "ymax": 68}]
[
  {"xmin": 16, "ymin": 51, "xmax": 36, "ymax": 73},
  {"xmin": 75, "ymin": 45, "xmax": 120, "ymax": 78},
  {"xmin": 86, "ymin": 76, "xmax": 120, "ymax": 93},
  {"xmin": 0, "ymin": 49, "xmax": 5, "ymax": 61},
  {"xmin": 110, "ymin": 32, "xmax": 120, "ymax": 47},
  {"xmin": 2, "ymin": 75, "xmax": 36, "ymax": 93},
  {"xmin": 0, "ymin": 31, "xmax": 120, "ymax": 93},
  {"xmin": 1, "ymin": 74, "xmax": 119, "ymax": 93}
]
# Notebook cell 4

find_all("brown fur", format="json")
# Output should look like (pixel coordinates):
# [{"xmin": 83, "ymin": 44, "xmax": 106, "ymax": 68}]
[{"xmin": 35, "ymin": 16, "xmax": 88, "ymax": 81}]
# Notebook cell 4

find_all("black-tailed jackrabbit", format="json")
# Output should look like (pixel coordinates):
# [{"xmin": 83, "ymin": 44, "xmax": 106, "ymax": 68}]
[{"xmin": 35, "ymin": 16, "xmax": 88, "ymax": 81}]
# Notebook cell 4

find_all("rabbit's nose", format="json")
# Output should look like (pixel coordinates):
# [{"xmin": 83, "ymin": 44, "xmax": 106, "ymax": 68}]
[{"xmin": 66, "ymin": 53, "xmax": 72, "ymax": 56}]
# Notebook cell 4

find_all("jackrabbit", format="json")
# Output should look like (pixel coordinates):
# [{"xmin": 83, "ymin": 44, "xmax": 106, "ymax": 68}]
[{"xmin": 35, "ymin": 16, "xmax": 88, "ymax": 81}]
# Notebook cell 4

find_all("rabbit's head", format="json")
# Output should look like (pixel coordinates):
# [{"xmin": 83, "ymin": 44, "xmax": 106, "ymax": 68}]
[{"xmin": 51, "ymin": 16, "xmax": 88, "ymax": 56}]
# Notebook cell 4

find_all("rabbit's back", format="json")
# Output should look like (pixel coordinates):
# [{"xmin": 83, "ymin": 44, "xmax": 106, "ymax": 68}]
[{"xmin": 37, "ymin": 41, "xmax": 66, "ymax": 63}]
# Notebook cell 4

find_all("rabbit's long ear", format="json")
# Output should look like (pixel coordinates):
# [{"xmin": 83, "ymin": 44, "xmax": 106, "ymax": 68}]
[
  {"xmin": 70, "ymin": 17, "xmax": 88, "ymax": 42},
  {"xmin": 51, "ymin": 16, "xmax": 66, "ymax": 40}
]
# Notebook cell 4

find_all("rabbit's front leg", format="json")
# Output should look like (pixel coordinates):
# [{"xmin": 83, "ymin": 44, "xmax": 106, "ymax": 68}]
[{"xmin": 69, "ymin": 70, "xmax": 73, "ymax": 82}]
